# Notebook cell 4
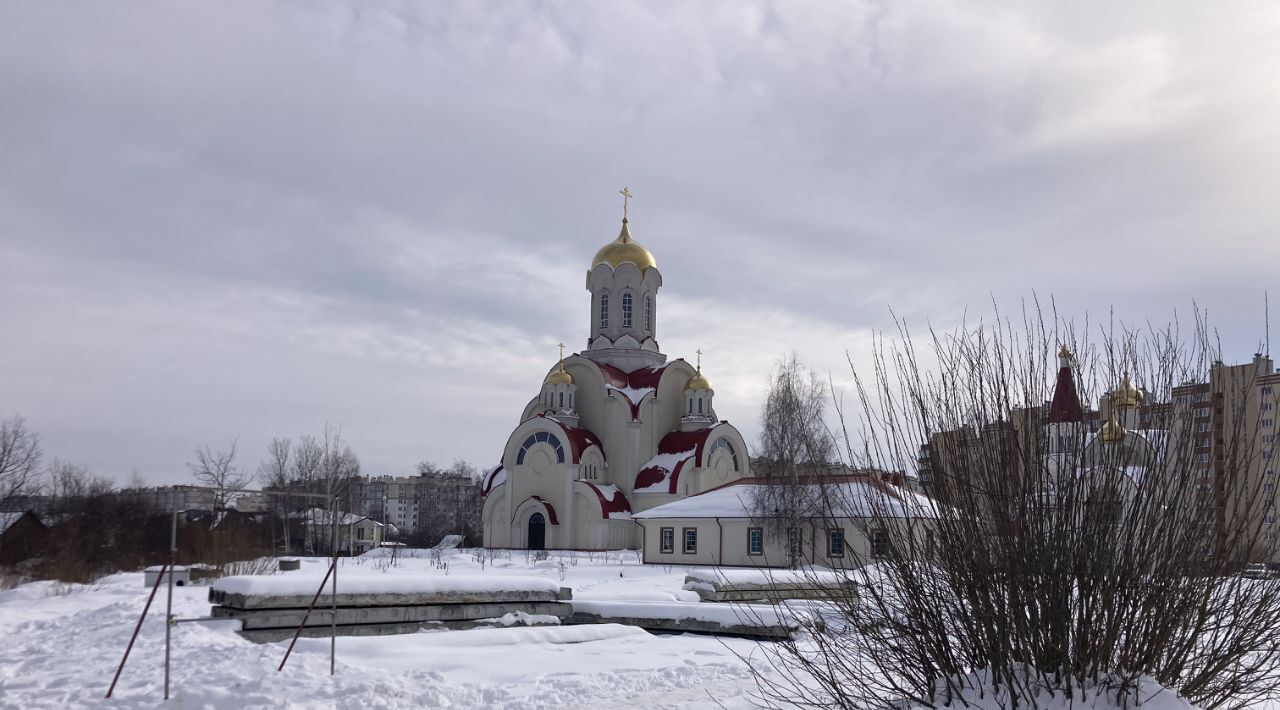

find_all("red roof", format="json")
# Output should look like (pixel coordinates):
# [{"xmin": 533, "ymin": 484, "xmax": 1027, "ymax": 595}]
[
  {"xmin": 633, "ymin": 425, "xmax": 726, "ymax": 494},
  {"xmin": 593, "ymin": 362, "xmax": 674, "ymax": 419},
  {"xmin": 577, "ymin": 482, "xmax": 633, "ymax": 519},
  {"xmin": 1047, "ymin": 365, "xmax": 1085, "ymax": 423}
]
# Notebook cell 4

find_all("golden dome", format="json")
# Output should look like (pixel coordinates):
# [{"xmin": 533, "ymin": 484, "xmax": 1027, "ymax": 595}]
[
  {"xmin": 1112, "ymin": 372, "xmax": 1143, "ymax": 408},
  {"xmin": 1100, "ymin": 414, "xmax": 1126, "ymax": 443},
  {"xmin": 545, "ymin": 367, "xmax": 573, "ymax": 386},
  {"xmin": 591, "ymin": 219, "xmax": 656, "ymax": 271},
  {"xmin": 685, "ymin": 372, "xmax": 713, "ymax": 391},
  {"xmin": 1058, "ymin": 344, "xmax": 1072, "ymax": 359}
]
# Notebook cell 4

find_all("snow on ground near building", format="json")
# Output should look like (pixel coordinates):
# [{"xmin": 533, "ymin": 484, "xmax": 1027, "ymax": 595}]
[
  {"xmin": 211, "ymin": 571, "xmax": 561, "ymax": 596},
  {"xmin": 0, "ymin": 550, "xmax": 768, "ymax": 709}
]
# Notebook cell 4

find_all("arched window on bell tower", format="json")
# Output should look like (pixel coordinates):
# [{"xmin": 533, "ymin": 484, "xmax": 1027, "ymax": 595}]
[
  {"xmin": 622, "ymin": 292, "xmax": 633, "ymax": 328},
  {"xmin": 644, "ymin": 295, "xmax": 652, "ymax": 333},
  {"xmin": 599, "ymin": 292, "xmax": 609, "ymax": 329}
]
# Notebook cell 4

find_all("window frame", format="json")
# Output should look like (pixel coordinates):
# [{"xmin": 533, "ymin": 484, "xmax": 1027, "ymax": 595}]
[
  {"xmin": 622, "ymin": 292, "xmax": 633, "ymax": 328},
  {"xmin": 682, "ymin": 527, "xmax": 698, "ymax": 555},
  {"xmin": 827, "ymin": 528, "xmax": 845, "ymax": 558},
  {"xmin": 659, "ymin": 527, "xmax": 674, "ymax": 554},
  {"xmin": 871, "ymin": 529, "xmax": 889, "ymax": 559},
  {"xmin": 747, "ymin": 527, "xmax": 763, "ymax": 556},
  {"xmin": 599, "ymin": 292, "xmax": 609, "ymax": 329}
]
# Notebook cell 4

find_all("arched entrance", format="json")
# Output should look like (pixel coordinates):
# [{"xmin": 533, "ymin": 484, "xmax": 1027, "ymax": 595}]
[{"xmin": 527, "ymin": 512, "xmax": 546, "ymax": 550}]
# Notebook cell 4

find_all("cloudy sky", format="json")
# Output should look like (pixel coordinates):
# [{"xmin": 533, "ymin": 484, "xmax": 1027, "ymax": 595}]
[{"xmin": 2, "ymin": 1, "xmax": 1278, "ymax": 485}]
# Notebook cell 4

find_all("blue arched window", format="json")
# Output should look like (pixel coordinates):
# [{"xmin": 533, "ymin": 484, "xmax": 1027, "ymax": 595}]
[
  {"xmin": 599, "ymin": 293, "xmax": 609, "ymax": 329},
  {"xmin": 517, "ymin": 431, "xmax": 566, "ymax": 465},
  {"xmin": 622, "ymin": 293, "xmax": 633, "ymax": 328}
]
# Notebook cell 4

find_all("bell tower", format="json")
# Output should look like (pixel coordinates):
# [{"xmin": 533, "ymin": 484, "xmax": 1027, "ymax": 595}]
[{"xmin": 584, "ymin": 187, "xmax": 665, "ymax": 371}]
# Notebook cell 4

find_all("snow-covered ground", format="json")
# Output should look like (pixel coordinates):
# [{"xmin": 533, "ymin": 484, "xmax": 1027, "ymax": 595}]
[
  {"xmin": 0, "ymin": 549, "xmax": 770, "ymax": 709},
  {"xmin": 0, "ymin": 548, "xmax": 1226, "ymax": 709}
]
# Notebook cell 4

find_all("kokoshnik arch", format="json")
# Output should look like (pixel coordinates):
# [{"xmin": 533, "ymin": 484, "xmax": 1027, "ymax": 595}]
[{"xmin": 481, "ymin": 191, "xmax": 752, "ymax": 550}]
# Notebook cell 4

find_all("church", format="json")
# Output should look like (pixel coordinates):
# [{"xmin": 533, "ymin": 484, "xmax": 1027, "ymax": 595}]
[{"xmin": 481, "ymin": 194, "xmax": 752, "ymax": 550}]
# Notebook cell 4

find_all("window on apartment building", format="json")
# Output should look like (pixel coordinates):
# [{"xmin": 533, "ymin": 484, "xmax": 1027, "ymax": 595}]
[
  {"xmin": 660, "ymin": 527, "xmax": 674, "ymax": 553},
  {"xmin": 748, "ymin": 527, "xmax": 763, "ymax": 556},
  {"xmin": 871, "ymin": 529, "xmax": 889, "ymax": 559},
  {"xmin": 1266, "ymin": 402, "xmax": 1276, "ymax": 411},
  {"xmin": 827, "ymin": 529, "xmax": 845, "ymax": 558},
  {"xmin": 1265, "ymin": 514, "xmax": 1276, "ymax": 525},
  {"xmin": 1264, "ymin": 419, "xmax": 1275, "ymax": 429},
  {"xmin": 1264, "ymin": 386, "xmax": 1274, "ymax": 395},
  {"xmin": 1265, "ymin": 435, "xmax": 1276, "ymax": 444},
  {"xmin": 1266, "ymin": 483, "xmax": 1276, "ymax": 495},
  {"xmin": 1196, "ymin": 452, "xmax": 1210, "ymax": 462},
  {"xmin": 683, "ymin": 527, "xmax": 698, "ymax": 554},
  {"xmin": 1267, "ymin": 531, "xmax": 1278, "ymax": 542}
]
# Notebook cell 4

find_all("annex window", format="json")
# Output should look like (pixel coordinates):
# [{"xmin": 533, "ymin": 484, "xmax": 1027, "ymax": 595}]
[
  {"xmin": 599, "ymin": 293, "xmax": 609, "ymax": 329},
  {"xmin": 787, "ymin": 528, "xmax": 802, "ymax": 561},
  {"xmin": 827, "ymin": 529, "xmax": 845, "ymax": 558},
  {"xmin": 621, "ymin": 293, "xmax": 633, "ymax": 328},
  {"xmin": 644, "ymin": 296, "xmax": 652, "ymax": 331},
  {"xmin": 871, "ymin": 529, "xmax": 889, "ymax": 559},
  {"xmin": 748, "ymin": 527, "xmax": 763, "ymax": 556},
  {"xmin": 683, "ymin": 527, "xmax": 698, "ymax": 554},
  {"xmin": 660, "ymin": 527, "xmax": 674, "ymax": 554}
]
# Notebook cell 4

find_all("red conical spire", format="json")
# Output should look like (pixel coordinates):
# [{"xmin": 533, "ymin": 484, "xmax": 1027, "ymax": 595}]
[{"xmin": 1047, "ymin": 345, "xmax": 1084, "ymax": 424}]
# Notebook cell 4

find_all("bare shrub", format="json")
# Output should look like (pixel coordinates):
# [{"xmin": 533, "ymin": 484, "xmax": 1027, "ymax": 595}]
[{"xmin": 755, "ymin": 307, "xmax": 1280, "ymax": 710}]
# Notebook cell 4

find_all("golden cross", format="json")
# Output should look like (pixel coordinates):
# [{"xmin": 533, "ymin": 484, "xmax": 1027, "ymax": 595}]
[
  {"xmin": 558, "ymin": 342, "xmax": 565, "ymax": 362},
  {"xmin": 619, "ymin": 186, "xmax": 633, "ymax": 220},
  {"xmin": 696, "ymin": 348, "xmax": 703, "ymax": 371}
]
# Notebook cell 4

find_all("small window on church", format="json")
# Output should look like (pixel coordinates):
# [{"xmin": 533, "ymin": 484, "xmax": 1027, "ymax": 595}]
[
  {"xmin": 645, "ymin": 296, "xmax": 652, "ymax": 331},
  {"xmin": 697, "ymin": 398, "xmax": 703, "ymax": 414},
  {"xmin": 559, "ymin": 392, "xmax": 564, "ymax": 408},
  {"xmin": 622, "ymin": 293, "xmax": 633, "ymax": 328},
  {"xmin": 600, "ymin": 293, "xmax": 609, "ymax": 329}
]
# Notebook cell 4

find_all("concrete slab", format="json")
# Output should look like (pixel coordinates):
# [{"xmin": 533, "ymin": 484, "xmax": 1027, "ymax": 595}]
[
  {"xmin": 209, "ymin": 586, "xmax": 570, "ymax": 610},
  {"xmin": 211, "ymin": 601, "xmax": 571, "ymax": 630}
]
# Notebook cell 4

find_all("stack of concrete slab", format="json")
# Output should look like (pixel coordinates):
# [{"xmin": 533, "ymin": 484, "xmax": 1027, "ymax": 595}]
[
  {"xmin": 682, "ymin": 569, "xmax": 858, "ymax": 603},
  {"xmin": 568, "ymin": 599, "xmax": 799, "ymax": 640},
  {"xmin": 209, "ymin": 573, "xmax": 572, "ymax": 642}
]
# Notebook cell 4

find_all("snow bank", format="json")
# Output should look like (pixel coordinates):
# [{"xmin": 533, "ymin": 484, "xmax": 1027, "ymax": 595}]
[
  {"xmin": 212, "ymin": 573, "xmax": 560, "ymax": 597},
  {"xmin": 684, "ymin": 567, "xmax": 853, "ymax": 588}
]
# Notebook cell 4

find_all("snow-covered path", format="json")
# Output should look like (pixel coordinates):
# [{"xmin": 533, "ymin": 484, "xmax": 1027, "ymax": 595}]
[{"xmin": 0, "ymin": 550, "xmax": 768, "ymax": 709}]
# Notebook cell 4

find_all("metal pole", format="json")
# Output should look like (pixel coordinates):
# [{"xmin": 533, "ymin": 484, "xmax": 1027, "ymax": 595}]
[
  {"xmin": 276, "ymin": 559, "xmax": 336, "ymax": 672},
  {"xmin": 330, "ymin": 495, "xmax": 338, "ymax": 675},
  {"xmin": 106, "ymin": 562, "xmax": 169, "ymax": 698},
  {"xmin": 165, "ymin": 486, "xmax": 178, "ymax": 700}
]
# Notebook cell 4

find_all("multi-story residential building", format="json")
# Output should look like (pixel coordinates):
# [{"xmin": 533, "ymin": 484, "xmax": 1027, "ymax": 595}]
[
  {"xmin": 918, "ymin": 349, "xmax": 1280, "ymax": 563},
  {"xmin": 350, "ymin": 470, "xmax": 482, "ymax": 544}
]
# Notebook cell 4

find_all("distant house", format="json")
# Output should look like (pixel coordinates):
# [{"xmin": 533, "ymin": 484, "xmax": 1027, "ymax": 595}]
[
  {"xmin": 295, "ymin": 509, "xmax": 385, "ymax": 556},
  {"xmin": 632, "ymin": 475, "xmax": 937, "ymax": 568},
  {"xmin": 0, "ymin": 511, "xmax": 50, "ymax": 567}
]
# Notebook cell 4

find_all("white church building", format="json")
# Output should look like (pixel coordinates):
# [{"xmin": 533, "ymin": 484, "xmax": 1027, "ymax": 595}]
[{"xmin": 481, "ymin": 203, "xmax": 752, "ymax": 550}]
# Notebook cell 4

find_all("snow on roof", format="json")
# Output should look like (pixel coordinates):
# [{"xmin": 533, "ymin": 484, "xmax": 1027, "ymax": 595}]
[
  {"xmin": 634, "ymin": 449, "xmax": 696, "ymax": 494},
  {"xmin": 577, "ymin": 482, "xmax": 632, "ymax": 519},
  {"xmin": 482, "ymin": 465, "xmax": 507, "ymax": 497},
  {"xmin": 633, "ymin": 479, "xmax": 938, "ymax": 520}
]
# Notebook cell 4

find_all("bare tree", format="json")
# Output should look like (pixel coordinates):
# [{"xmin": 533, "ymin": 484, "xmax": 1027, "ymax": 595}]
[
  {"xmin": 753, "ymin": 307, "xmax": 1280, "ymax": 710},
  {"xmin": 0, "ymin": 415, "xmax": 42, "ymax": 508},
  {"xmin": 259, "ymin": 437, "xmax": 291, "ymax": 554},
  {"xmin": 753, "ymin": 353, "xmax": 836, "ymax": 563},
  {"xmin": 188, "ymin": 440, "xmax": 251, "ymax": 512}
]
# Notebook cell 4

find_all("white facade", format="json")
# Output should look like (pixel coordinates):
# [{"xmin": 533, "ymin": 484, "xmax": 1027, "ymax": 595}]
[{"xmin": 482, "ymin": 214, "xmax": 752, "ymax": 550}]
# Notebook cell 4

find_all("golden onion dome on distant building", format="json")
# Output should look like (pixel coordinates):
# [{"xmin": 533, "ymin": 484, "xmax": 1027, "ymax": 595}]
[
  {"xmin": 1099, "ymin": 414, "xmax": 1126, "ymax": 443},
  {"xmin": 592, "ymin": 219, "xmax": 657, "ymax": 271},
  {"xmin": 1112, "ymin": 372, "xmax": 1143, "ymax": 408}
]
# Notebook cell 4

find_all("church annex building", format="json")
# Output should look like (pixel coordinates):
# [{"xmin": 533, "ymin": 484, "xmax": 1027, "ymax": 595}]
[{"xmin": 480, "ymin": 202, "xmax": 752, "ymax": 551}]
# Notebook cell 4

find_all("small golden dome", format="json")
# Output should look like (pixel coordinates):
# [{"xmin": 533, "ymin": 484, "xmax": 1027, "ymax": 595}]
[
  {"xmin": 685, "ymin": 372, "xmax": 713, "ymax": 391},
  {"xmin": 1112, "ymin": 372, "xmax": 1143, "ymax": 408},
  {"xmin": 591, "ymin": 219, "xmax": 656, "ymax": 271},
  {"xmin": 1058, "ymin": 344, "xmax": 1072, "ymax": 359},
  {"xmin": 1100, "ymin": 415, "xmax": 1126, "ymax": 443},
  {"xmin": 545, "ymin": 368, "xmax": 573, "ymax": 386}
]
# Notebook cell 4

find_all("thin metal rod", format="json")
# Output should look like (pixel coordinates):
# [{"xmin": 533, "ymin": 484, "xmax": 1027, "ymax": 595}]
[
  {"xmin": 164, "ymin": 486, "xmax": 178, "ymax": 700},
  {"xmin": 276, "ymin": 558, "xmax": 336, "ymax": 672},
  {"xmin": 330, "ymin": 496, "xmax": 338, "ymax": 675},
  {"xmin": 106, "ymin": 562, "xmax": 169, "ymax": 698}
]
